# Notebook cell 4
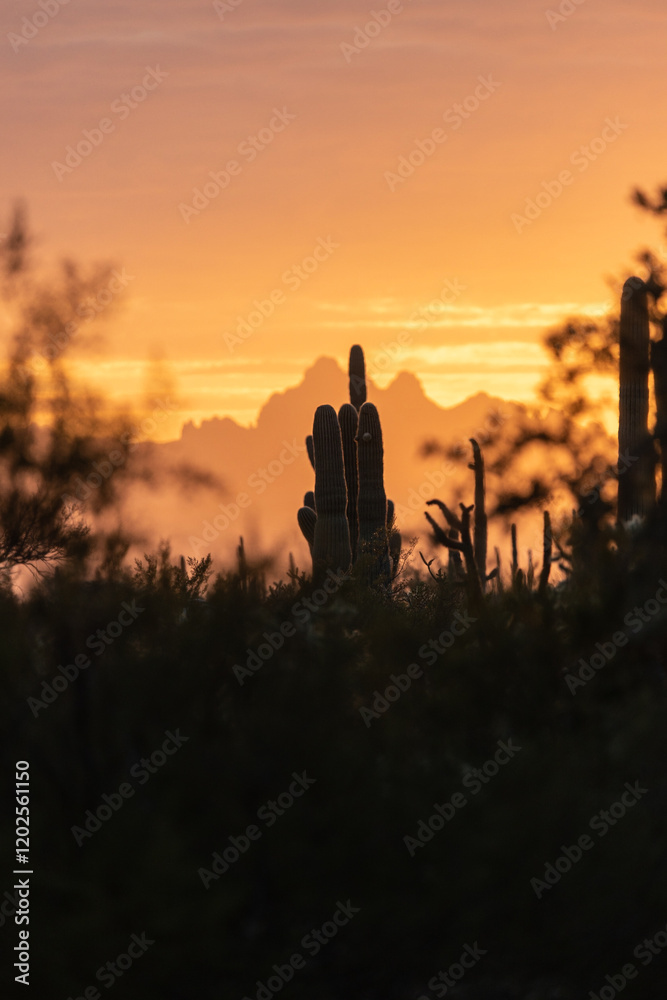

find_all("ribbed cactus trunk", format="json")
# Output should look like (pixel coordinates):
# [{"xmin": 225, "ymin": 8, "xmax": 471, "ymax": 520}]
[
  {"xmin": 618, "ymin": 278, "xmax": 653, "ymax": 522},
  {"xmin": 357, "ymin": 402, "xmax": 390, "ymax": 582},
  {"xmin": 338, "ymin": 403, "xmax": 359, "ymax": 560},
  {"xmin": 651, "ymin": 317, "xmax": 667, "ymax": 508},
  {"xmin": 311, "ymin": 405, "xmax": 352, "ymax": 582}
]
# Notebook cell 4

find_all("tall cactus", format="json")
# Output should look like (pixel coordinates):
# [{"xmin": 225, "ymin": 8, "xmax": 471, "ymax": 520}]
[
  {"xmin": 618, "ymin": 277, "xmax": 653, "ymax": 521},
  {"xmin": 651, "ymin": 316, "xmax": 667, "ymax": 508},
  {"xmin": 310, "ymin": 405, "xmax": 352, "ymax": 582},
  {"xmin": 357, "ymin": 402, "xmax": 391, "ymax": 580},
  {"xmin": 338, "ymin": 403, "xmax": 359, "ymax": 559},
  {"xmin": 468, "ymin": 438, "xmax": 487, "ymax": 589},
  {"xmin": 297, "ymin": 346, "xmax": 398, "ymax": 585}
]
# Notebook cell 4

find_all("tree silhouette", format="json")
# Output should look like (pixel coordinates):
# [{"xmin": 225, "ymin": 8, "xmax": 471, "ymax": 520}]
[{"xmin": 0, "ymin": 205, "xmax": 138, "ymax": 574}]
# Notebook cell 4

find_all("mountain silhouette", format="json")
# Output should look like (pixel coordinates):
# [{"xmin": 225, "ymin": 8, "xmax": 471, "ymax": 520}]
[{"xmin": 123, "ymin": 358, "xmax": 535, "ymax": 570}]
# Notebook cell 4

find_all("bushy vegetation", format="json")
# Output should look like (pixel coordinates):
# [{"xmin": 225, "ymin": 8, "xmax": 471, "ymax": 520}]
[{"xmin": 2, "ymin": 512, "xmax": 667, "ymax": 999}]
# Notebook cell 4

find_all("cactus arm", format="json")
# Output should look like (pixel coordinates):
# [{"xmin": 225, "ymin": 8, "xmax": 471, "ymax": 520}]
[
  {"xmin": 297, "ymin": 506, "xmax": 317, "ymax": 553},
  {"xmin": 304, "ymin": 491, "xmax": 315, "ymax": 511},
  {"xmin": 338, "ymin": 403, "xmax": 359, "ymax": 560},
  {"xmin": 426, "ymin": 501, "xmax": 483, "ymax": 611},
  {"xmin": 427, "ymin": 498, "xmax": 462, "ymax": 533},
  {"xmin": 424, "ymin": 511, "xmax": 462, "ymax": 549},
  {"xmin": 349, "ymin": 344, "xmax": 367, "ymax": 412},
  {"xmin": 312, "ymin": 405, "xmax": 352, "ymax": 581},
  {"xmin": 357, "ymin": 402, "xmax": 390, "ymax": 581}
]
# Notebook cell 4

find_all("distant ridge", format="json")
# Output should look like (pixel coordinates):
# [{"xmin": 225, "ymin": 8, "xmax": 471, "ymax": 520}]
[{"xmin": 129, "ymin": 357, "xmax": 529, "ymax": 566}]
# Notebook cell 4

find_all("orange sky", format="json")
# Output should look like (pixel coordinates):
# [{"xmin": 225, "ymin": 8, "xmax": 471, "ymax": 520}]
[{"xmin": 3, "ymin": 0, "xmax": 667, "ymax": 439}]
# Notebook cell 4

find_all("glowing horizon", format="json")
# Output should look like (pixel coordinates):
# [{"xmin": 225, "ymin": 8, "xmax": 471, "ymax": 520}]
[{"xmin": 2, "ymin": 0, "xmax": 666, "ymax": 439}]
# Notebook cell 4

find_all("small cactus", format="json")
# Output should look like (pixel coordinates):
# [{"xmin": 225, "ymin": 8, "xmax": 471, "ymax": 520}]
[
  {"xmin": 511, "ymin": 523, "xmax": 518, "ymax": 583},
  {"xmin": 425, "ymin": 499, "xmax": 484, "ymax": 613},
  {"xmin": 538, "ymin": 510, "xmax": 552, "ymax": 596},
  {"xmin": 468, "ymin": 438, "xmax": 488, "ymax": 589}
]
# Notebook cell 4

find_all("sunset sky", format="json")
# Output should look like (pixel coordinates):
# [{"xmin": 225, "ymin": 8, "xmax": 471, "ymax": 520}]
[{"xmin": 3, "ymin": 0, "xmax": 667, "ymax": 438}]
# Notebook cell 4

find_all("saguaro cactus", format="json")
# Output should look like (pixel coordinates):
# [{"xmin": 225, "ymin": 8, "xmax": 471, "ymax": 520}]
[
  {"xmin": 298, "ymin": 345, "xmax": 399, "ymax": 585},
  {"xmin": 338, "ymin": 403, "xmax": 359, "ymax": 559},
  {"xmin": 425, "ymin": 499, "xmax": 484, "ymax": 613},
  {"xmin": 618, "ymin": 277, "xmax": 653, "ymax": 521},
  {"xmin": 651, "ymin": 316, "xmax": 667, "ymax": 507},
  {"xmin": 310, "ymin": 405, "xmax": 352, "ymax": 581},
  {"xmin": 357, "ymin": 402, "xmax": 391, "ymax": 580}
]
